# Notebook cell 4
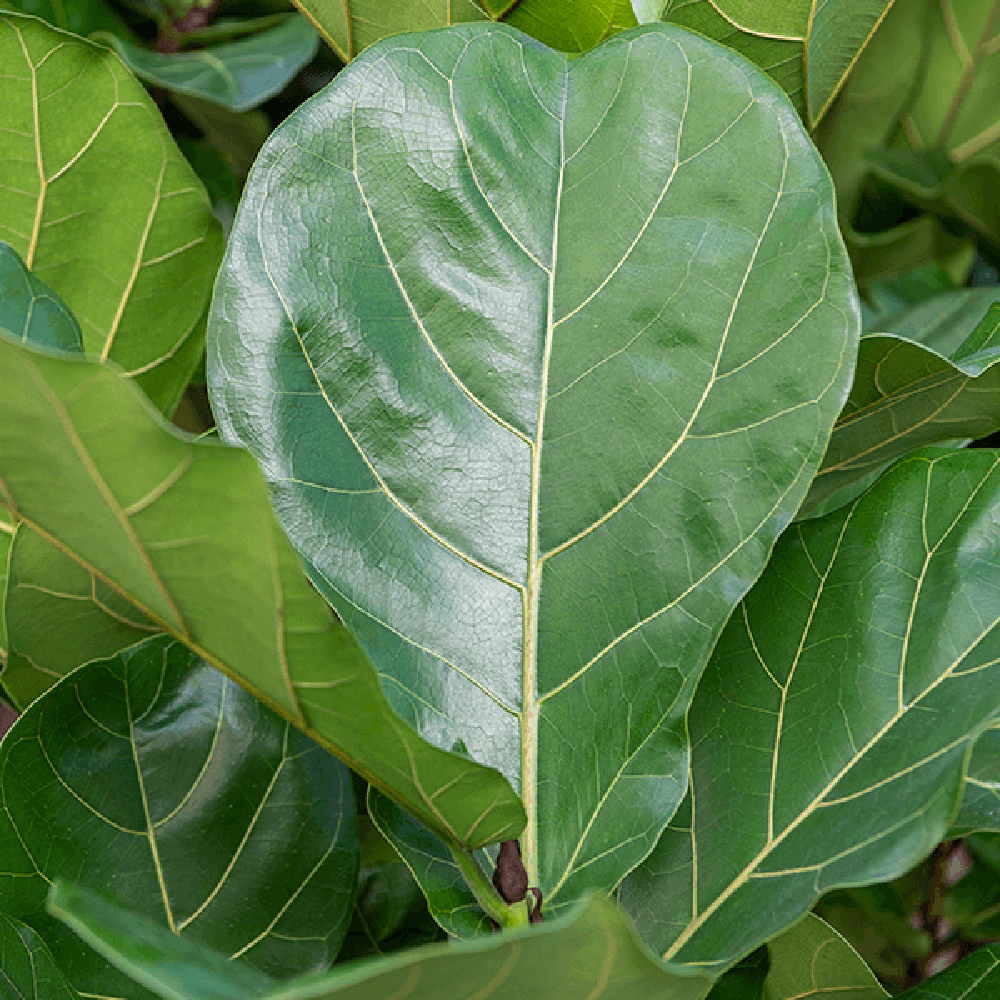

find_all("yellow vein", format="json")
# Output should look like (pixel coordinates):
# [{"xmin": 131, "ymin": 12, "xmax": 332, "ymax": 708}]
[
  {"xmin": 20, "ymin": 24, "xmax": 44, "ymax": 269},
  {"xmin": 154, "ymin": 681, "xmax": 227, "ymax": 829},
  {"xmin": 178, "ymin": 737, "xmax": 287, "ymax": 931},
  {"xmin": 102, "ymin": 133, "xmax": 166, "ymax": 362},
  {"xmin": 350, "ymin": 99, "xmax": 532, "ymax": 447},
  {"xmin": 541, "ymin": 111, "xmax": 785, "ymax": 566},
  {"xmin": 520, "ymin": 61, "xmax": 568, "ymax": 888},
  {"xmin": 743, "ymin": 604, "xmax": 782, "ymax": 689},
  {"xmin": 120, "ymin": 455, "xmax": 192, "ymax": 516},
  {"xmin": 563, "ymin": 42, "xmax": 631, "ymax": 165},
  {"xmin": 22, "ymin": 363, "xmax": 188, "ymax": 634},
  {"xmin": 126, "ymin": 681, "xmax": 177, "ymax": 932}
]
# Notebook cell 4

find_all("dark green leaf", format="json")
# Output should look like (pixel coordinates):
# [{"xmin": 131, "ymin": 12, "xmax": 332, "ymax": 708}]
[
  {"xmin": 0, "ymin": 913, "xmax": 81, "ymax": 1000},
  {"xmin": 0, "ymin": 0, "xmax": 134, "ymax": 39},
  {"xmin": 0, "ymin": 243, "xmax": 82, "ymax": 353},
  {"xmin": 0, "ymin": 636, "xmax": 359, "ymax": 994},
  {"xmin": 703, "ymin": 947, "xmax": 768, "ymax": 1000},
  {"xmin": 895, "ymin": 943, "xmax": 1000, "ymax": 999},
  {"xmin": 96, "ymin": 16, "xmax": 320, "ymax": 112},
  {"xmin": 492, "ymin": 0, "xmax": 618, "ymax": 52},
  {"xmin": 208, "ymin": 20, "xmax": 858, "ymax": 918},
  {"xmin": 0, "ymin": 14, "xmax": 223, "ymax": 416},
  {"xmin": 619, "ymin": 448, "xmax": 1000, "ymax": 972},
  {"xmin": 50, "ymin": 884, "xmax": 715, "ymax": 1000}
]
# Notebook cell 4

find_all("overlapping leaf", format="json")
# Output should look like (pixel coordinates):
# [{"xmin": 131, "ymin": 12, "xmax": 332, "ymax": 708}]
[
  {"xmin": 0, "ymin": 13, "xmax": 223, "ymax": 415},
  {"xmin": 0, "ymin": 913, "xmax": 81, "ymax": 1000},
  {"xmin": 208, "ymin": 21, "xmax": 858, "ymax": 917},
  {"xmin": 951, "ymin": 726, "xmax": 1000, "ymax": 835},
  {"xmin": 96, "ymin": 16, "xmax": 320, "ymax": 113},
  {"xmin": 637, "ymin": 0, "xmax": 896, "ymax": 126},
  {"xmin": 801, "ymin": 291, "xmax": 1000, "ymax": 515},
  {"xmin": 3, "ymin": 524, "xmax": 159, "ymax": 708},
  {"xmin": 0, "ymin": 637, "xmax": 359, "ymax": 996},
  {"xmin": 896, "ymin": 943, "xmax": 1000, "ymax": 999},
  {"xmin": 763, "ymin": 914, "xmax": 886, "ymax": 999},
  {"xmin": 0, "ymin": 333, "xmax": 525, "ymax": 849},
  {"xmin": 0, "ymin": 243, "xmax": 82, "ymax": 353},
  {"xmin": 49, "ymin": 883, "xmax": 714, "ymax": 1000},
  {"xmin": 618, "ymin": 448, "xmax": 1000, "ymax": 972}
]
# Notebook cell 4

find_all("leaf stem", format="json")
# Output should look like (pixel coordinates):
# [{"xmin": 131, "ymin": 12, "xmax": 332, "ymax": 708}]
[{"xmin": 449, "ymin": 846, "xmax": 508, "ymax": 927}]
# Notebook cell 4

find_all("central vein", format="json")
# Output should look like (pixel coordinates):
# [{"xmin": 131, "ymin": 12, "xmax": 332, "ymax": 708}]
[{"xmin": 522, "ymin": 65, "xmax": 568, "ymax": 888}]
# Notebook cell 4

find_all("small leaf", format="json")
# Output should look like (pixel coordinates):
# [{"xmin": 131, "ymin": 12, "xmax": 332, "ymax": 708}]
[
  {"xmin": 0, "ymin": 637, "xmax": 359, "ymax": 993},
  {"xmin": 50, "ymin": 883, "xmax": 715, "ymax": 1000},
  {"xmin": 0, "ymin": 912, "xmax": 82, "ymax": 1000},
  {"xmin": 95, "ymin": 16, "xmax": 320, "ymax": 113},
  {"xmin": 894, "ymin": 942, "xmax": 1000, "ymax": 999},
  {"xmin": 0, "ymin": 243, "xmax": 82, "ymax": 353},
  {"xmin": 619, "ymin": 448, "xmax": 1000, "ymax": 972},
  {"xmin": 951, "ymin": 725, "xmax": 1000, "ymax": 836},
  {"xmin": 764, "ymin": 913, "xmax": 887, "ymax": 1000}
]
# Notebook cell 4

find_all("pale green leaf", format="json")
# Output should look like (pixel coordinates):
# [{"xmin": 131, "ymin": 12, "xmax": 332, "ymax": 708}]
[{"xmin": 0, "ymin": 333, "xmax": 526, "ymax": 850}]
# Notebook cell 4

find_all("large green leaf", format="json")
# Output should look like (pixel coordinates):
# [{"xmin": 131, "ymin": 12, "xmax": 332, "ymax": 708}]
[
  {"xmin": 763, "ymin": 913, "xmax": 886, "ymax": 999},
  {"xmin": 207, "ymin": 21, "xmax": 858, "ymax": 916},
  {"xmin": 3, "ymin": 523, "xmax": 160, "ymax": 708},
  {"xmin": 0, "ymin": 0, "xmax": 134, "ymax": 39},
  {"xmin": 0, "ymin": 913, "xmax": 82, "ymax": 1000},
  {"xmin": 50, "ymin": 883, "xmax": 714, "ymax": 1000},
  {"xmin": 0, "ymin": 13, "xmax": 223, "ymax": 415},
  {"xmin": 0, "ymin": 243, "xmax": 81, "ymax": 353},
  {"xmin": 801, "ymin": 292, "xmax": 1000, "ymax": 515},
  {"xmin": 0, "ymin": 636, "xmax": 359, "ymax": 996},
  {"xmin": 0, "ymin": 333, "xmax": 525, "ymax": 850},
  {"xmin": 486, "ymin": 0, "xmax": 620, "ymax": 52},
  {"xmin": 618, "ymin": 448, "xmax": 1000, "ymax": 972},
  {"xmin": 96, "ymin": 16, "xmax": 320, "ymax": 113},
  {"xmin": 640, "ymin": 1, "xmax": 896, "ymax": 127}
]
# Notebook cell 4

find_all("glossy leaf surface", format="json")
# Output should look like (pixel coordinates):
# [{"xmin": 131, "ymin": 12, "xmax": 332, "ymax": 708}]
[
  {"xmin": 0, "ymin": 334, "xmax": 525, "ymax": 850},
  {"xmin": 208, "ymin": 21, "xmax": 858, "ymax": 913},
  {"xmin": 0, "ymin": 913, "xmax": 81, "ymax": 1000},
  {"xmin": 0, "ymin": 14, "xmax": 223, "ymax": 415},
  {"xmin": 0, "ymin": 243, "xmax": 81, "ymax": 353},
  {"xmin": 50, "ymin": 884, "xmax": 714, "ymax": 1000},
  {"xmin": 0, "ymin": 636, "xmax": 359, "ymax": 995},
  {"xmin": 618, "ymin": 448, "xmax": 1000, "ymax": 972},
  {"xmin": 3, "ymin": 523, "xmax": 159, "ymax": 708},
  {"xmin": 763, "ymin": 914, "xmax": 886, "ymax": 1000},
  {"xmin": 96, "ymin": 16, "xmax": 319, "ymax": 112},
  {"xmin": 641, "ymin": 0, "xmax": 895, "ymax": 126},
  {"xmin": 802, "ymin": 291, "xmax": 1000, "ymax": 515}
]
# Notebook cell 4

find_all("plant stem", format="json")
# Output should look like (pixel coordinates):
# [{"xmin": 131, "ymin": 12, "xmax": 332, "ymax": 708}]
[{"xmin": 449, "ymin": 847, "xmax": 508, "ymax": 927}]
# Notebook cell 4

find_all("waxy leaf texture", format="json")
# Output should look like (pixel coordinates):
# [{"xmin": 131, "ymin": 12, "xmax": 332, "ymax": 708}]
[
  {"xmin": 0, "ymin": 638, "xmax": 359, "ymax": 996},
  {"xmin": 208, "ymin": 22, "xmax": 859, "ymax": 914},
  {"xmin": 619, "ymin": 448, "xmax": 1000, "ymax": 972}
]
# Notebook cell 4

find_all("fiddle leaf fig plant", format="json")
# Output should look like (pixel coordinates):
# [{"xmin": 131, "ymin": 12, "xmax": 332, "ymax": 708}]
[{"xmin": 1, "ymin": 5, "xmax": 1000, "ymax": 1000}]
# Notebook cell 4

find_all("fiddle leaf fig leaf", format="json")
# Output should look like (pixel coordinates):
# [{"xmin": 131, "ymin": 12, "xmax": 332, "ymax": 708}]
[
  {"xmin": 763, "ymin": 913, "xmax": 886, "ymax": 1000},
  {"xmin": 894, "ymin": 943, "xmax": 1000, "ymax": 1000},
  {"xmin": 950, "ymin": 724, "xmax": 1000, "ymax": 837},
  {"xmin": 49, "ymin": 883, "xmax": 714, "ymax": 1000},
  {"xmin": 95, "ymin": 16, "xmax": 320, "ymax": 113},
  {"xmin": 618, "ymin": 447, "xmax": 1000, "ymax": 973},
  {"xmin": 0, "ymin": 333, "xmax": 526, "ymax": 850},
  {"xmin": 0, "ymin": 242, "xmax": 82, "ymax": 354},
  {"xmin": 0, "ymin": 14, "xmax": 223, "ymax": 416},
  {"xmin": 0, "ymin": 636, "xmax": 359, "ymax": 996},
  {"xmin": 801, "ymin": 291, "xmax": 1000, "ymax": 516},
  {"xmin": 0, "ymin": 912, "xmax": 82, "ymax": 1000},
  {"xmin": 208, "ymin": 22, "xmax": 859, "ymax": 917}
]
